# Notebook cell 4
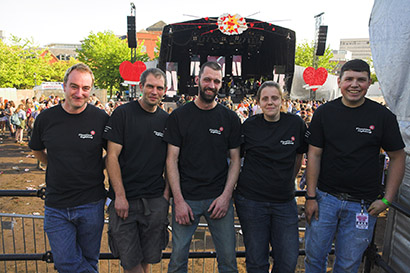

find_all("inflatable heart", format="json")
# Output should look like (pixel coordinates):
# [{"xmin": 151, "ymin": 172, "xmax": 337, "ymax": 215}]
[
  {"xmin": 119, "ymin": 61, "xmax": 146, "ymax": 82},
  {"xmin": 302, "ymin": 67, "xmax": 328, "ymax": 91}
]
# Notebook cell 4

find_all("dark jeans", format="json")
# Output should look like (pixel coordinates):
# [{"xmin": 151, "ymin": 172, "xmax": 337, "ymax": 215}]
[
  {"xmin": 44, "ymin": 199, "xmax": 105, "ymax": 273},
  {"xmin": 235, "ymin": 193, "xmax": 299, "ymax": 273}
]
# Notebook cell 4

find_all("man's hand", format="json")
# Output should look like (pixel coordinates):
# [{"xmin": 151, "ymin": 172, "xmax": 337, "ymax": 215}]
[
  {"xmin": 208, "ymin": 194, "xmax": 230, "ymax": 219},
  {"xmin": 174, "ymin": 200, "xmax": 194, "ymax": 225},
  {"xmin": 367, "ymin": 200, "xmax": 388, "ymax": 216},
  {"xmin": 115, "ymin": 196, "xmax": 129, "ymax": 220},
  {"xmin": 305, "ymin": 199, "xmax": 319, "ymax": 225}
]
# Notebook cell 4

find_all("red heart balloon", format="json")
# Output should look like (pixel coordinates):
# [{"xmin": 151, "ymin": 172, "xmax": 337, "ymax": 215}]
[
  {"xmin": 302, "ymin": 67, "xmax": 328, "ymax": 91},
  {"xmin": 119, "ymin": 61, "xmax": 146, "ymax": 82}
]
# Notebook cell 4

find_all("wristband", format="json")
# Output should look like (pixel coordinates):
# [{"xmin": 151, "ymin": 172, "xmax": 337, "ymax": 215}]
[
  {"xmin": 305, "ymin": 193, "xmax": 317, "ymax": 200},
  {"xmin": 381, "ymin": 197, "xmax": 391, "ymax": 207}
]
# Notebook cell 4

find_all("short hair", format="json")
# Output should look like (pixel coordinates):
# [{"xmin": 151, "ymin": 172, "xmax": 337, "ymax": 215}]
[
  {"xmin": 256, "ymin": 81, "xmax": 283, "ymax": 102},
  {"xmin": 340, "ymin": 59, "xmax": 370, "ymax": 79},
  {"xmin": 198, "ymin": 62, "xmax": 222, "ymax": 79},
  {"xmin": 140, "ymin": 68, "xmax": 167, "ymax": 88},
  {"xmin": 63, "ymin": 63, "xmax": 94, "ymax": 86}
]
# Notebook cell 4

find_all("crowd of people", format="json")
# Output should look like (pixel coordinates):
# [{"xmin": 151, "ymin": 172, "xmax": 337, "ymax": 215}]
[
  {"xmin": 0, "ymin": 93, "xmax": 127, "ymax": 144},
  {"xmin": 0, "ymin": 59, "xmax": 405, "ymax": 273},
  {"xmin": 0, "ymin": 94, "xmax": 323, "ymax": 148}
]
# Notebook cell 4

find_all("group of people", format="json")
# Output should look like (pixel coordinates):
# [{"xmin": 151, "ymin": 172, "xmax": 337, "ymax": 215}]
[
  {"xmin": 26, "ymin": 59, "xmax": 405, "ymax": 273},
  {"xmin": 0, "ymin": 96, "xmax": 44, "ymax": 144}
]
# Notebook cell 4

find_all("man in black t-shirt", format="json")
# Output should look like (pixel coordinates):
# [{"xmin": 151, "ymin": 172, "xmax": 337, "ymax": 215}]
[
  {"xmin": 29, "ymin": 63, "xmax": 108, "ymax": 272},
  {"xmin": 164, "ymin": 62, "xmax": 242, "ymax": 273},
  {"xmin": 104, "ymin": 68, "xmax": 169, "ymax": 273},
  {"xmin": 304, "ymin": 59, "xmax": 406, "ymax": 272}
]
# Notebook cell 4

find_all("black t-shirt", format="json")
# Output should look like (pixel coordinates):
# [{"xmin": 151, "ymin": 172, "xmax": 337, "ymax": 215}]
[
  {"xmin": 306, "ymin": 98, "xmax": 405, "ymax": 199},
  {"xmin": 29, "ymin": 104, "xmax": 109, "ymax": 208},
  {"xmin": 103, "ymin": 101, "xmax": 169, "ymax": 200},
  {"xmin": 163, "ymin": 102, "xmax": 242, "ymax": 200},
  {"xmin": 237, "ymin": 113, "xmax": 308, "ymax": 202}
]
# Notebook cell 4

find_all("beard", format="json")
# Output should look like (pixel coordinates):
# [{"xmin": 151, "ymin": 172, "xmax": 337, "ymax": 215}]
[{"xmin": 199, "ymin": 84, "xmax": 218, "ymax": 103}]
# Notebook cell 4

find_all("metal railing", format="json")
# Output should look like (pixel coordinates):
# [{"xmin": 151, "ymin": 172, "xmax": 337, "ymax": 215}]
[{"xmin": 2, "ymin": 188, "xmax": 409, "ymax": 272}]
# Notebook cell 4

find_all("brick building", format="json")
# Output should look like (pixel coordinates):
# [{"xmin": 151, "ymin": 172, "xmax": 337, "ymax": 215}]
[{"xmin": 136, "ymin": 21, "xmax": 166, "ymax": 59}]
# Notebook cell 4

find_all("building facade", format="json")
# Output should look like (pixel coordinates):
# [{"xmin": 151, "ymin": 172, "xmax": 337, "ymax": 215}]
[{"xmin": 339, "ymin": 38, "xmax": 372, "ymax": 60}]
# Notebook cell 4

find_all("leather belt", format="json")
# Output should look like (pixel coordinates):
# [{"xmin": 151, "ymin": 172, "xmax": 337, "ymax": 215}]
[{"xmin": 327, "ymin": 192, "xmax": 372, "ymax": 205}]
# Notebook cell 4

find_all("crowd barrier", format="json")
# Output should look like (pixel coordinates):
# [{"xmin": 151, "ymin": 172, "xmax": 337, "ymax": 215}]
[{"xmin": 1, "ymin": 189, "xmax": 408, "ymax": 272}]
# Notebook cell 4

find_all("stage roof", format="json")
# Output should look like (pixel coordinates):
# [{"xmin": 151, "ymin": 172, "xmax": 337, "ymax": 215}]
[{"xmin": 158, "ymin": 16, "xmax": 296, "ymax": 94}]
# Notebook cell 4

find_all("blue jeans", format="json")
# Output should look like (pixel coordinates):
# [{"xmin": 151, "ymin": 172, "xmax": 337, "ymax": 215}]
[
  {"xmin": 44, "ymin": 199, "xmax": 105, "ymax": 273},
  {"xmin": 304, "ymin": 189, "xmax": 377, "ymax": 273},
  {"xmin": 168, "ymin": 198, "xmax": 238, "ymax": 273},
  {"xmin": 235, "ymin": 193, "xmax": 299, "ymax": 273}
]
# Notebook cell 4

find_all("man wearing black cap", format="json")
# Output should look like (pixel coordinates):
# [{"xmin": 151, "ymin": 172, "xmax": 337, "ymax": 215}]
[{"xmin": 304, "ymin": 59, "xmax": 406, "ymax": 272}]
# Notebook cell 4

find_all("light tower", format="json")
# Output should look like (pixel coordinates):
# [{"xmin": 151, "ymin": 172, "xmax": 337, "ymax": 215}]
[{"xmin": 128, "ymin": 2, "xmax": 137, "ymax": 100}]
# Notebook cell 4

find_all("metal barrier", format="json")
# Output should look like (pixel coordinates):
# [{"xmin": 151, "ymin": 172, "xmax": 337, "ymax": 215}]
[
  {"xmin": 0, "ymin": 213, "xmax": 247, "ymax": 273},
  {"xmin": 361, "ymin": 201, "xmax": 410, "ymax": 273},
  {"xmin": 2, "ymin": 188, "xmax": 408, "ymax": 272}
]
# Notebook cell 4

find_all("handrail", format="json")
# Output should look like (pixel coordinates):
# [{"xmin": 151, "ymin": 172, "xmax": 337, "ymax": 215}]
[{"xmin": 0, "ymin": 249, "xmax": 329, "ymax": 262}]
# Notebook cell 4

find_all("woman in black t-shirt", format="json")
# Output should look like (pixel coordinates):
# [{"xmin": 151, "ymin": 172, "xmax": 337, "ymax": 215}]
[{"xmin": 235, "ymin": 81, "xmax": 307, "ymax": 273}]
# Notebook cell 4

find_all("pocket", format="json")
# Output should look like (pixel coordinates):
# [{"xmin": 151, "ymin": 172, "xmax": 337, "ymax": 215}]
[
  {"xmin": 316, "ymin": 189, "xmax": 324, "ymax": 202},
  {"xmin": 160, "ymin": 196, "xmax": 170, "ymax": 206},
  {"xmin": 161, "ymin": 218, "xmax": 170, "ymax": 250}
]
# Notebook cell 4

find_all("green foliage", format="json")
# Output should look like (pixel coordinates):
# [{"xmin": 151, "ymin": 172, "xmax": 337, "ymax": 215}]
[
  {"xmin": 365, "ymin": 58, "xmax": 378, "ymax": 83},
  {"xmin": 153, "ymin": 36, "xmax": 161, "ymax": 60},
  {"xmin": 77, "ymin": 31, "xmax": 149, "ymax": 97},
  {"xmin": 295, "ymin": 40, "xmax": 337, "ymax": 72},
  {"xmin": 0, "ymin": 36, "xmax": 78, "ymax": 89}
]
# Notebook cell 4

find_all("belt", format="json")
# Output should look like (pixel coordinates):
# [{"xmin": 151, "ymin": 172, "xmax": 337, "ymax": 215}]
[{"xmin": 327, "ymin": 192, "xmax": 372, "ymax": 205}]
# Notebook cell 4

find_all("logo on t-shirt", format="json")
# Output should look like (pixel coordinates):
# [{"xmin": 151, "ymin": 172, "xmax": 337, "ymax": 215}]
[
  {"xmin": 280, "ymin": 136, "xmax": 295, "ymax": 145},
  {"xmin": 356, "ymin": 125, "xmax": 374, "ymax": 134},
  {"xmin": 209, "ymin": 128, "xmax": 222, "ymax": 135},
  {"xmin": 104, "ymin": 125, "xmax": 112, "ymax": 133},
  {"xmin": 154, "ymin": 130, "xmax": 164, "ymax": 138},
  {"xmin": 78, "ymin": 130, "xmax": 95, "ymax": 140}
]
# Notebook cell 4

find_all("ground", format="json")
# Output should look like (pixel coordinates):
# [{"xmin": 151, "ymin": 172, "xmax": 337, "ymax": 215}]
[{"xmin": 0, "ymin": 133, "xmax": 387, "ymax": 272}]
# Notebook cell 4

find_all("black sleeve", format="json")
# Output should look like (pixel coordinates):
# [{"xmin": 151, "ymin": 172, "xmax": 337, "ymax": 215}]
[
  {"xmin": 297, "ymin": 117, "xmax": 309, "ymax": 154},
  {"xmin": 103, "ymin": 107, "xmax": 126, "ymax": 145},
  {"xmin": 305, "ymin": 106, "xmax": 325, "ymax": 148},
  {"xmin": 228, "ymin": 111, "xmax": 243, "ymax": 149},
  {"xmin": 381, "ymin": 110, "xmax": 405, "ymax": 152},
  {"xmin": 163, "ymin": 111, "xmax": 182, "ymax": 147},
  {"xmin": 28, "ymin": 112, "xmax": 45, "ymax": 151}
]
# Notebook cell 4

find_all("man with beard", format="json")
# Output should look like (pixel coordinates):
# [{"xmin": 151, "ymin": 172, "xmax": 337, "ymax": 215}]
[{"xmin": 164, "ymin": 62, "xmax": 242, "ymax": 273}]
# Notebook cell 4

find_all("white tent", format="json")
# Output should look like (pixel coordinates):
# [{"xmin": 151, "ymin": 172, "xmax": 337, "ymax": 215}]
[{"xmin": 370, "ymin": 1, "xmax": 410, "ymax": 272}]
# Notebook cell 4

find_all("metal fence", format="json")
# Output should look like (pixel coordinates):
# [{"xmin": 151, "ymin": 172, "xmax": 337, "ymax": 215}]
[
  {"xmin": 2, "ymin": 189, "xmax": 409, "ymax": 272},
  {"xmin": 0, "ymin": 212, "xmax": 248, "ymax": 273}
]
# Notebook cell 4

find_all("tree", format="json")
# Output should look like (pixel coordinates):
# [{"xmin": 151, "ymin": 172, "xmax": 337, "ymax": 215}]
[
  {"xmin": 77, "ymin": 31, "xmax": 149, "ymax": 97},
  {"xmin": 153, "ymin": 36, "xmax": 161, "ymax": 60},
  {"xmin": 0, "ymin": 36, "xmax": 78, "ymax": 89},
  {"xmin": 365, "ymin": 58, "xmax": 378, "ymax": 83},
  {"xmin": 295, "ymin": 40, "xmax": 337, "ymax": 72}
]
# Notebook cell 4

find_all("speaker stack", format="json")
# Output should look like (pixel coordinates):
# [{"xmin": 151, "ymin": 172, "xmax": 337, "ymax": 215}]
[
  {"xmin": 316, "ymin": 25, "xmax": 328, "ymax": 56},
  {"xmin": 127, "ymin": 16, "xmax": 137, "ymax": 48}
]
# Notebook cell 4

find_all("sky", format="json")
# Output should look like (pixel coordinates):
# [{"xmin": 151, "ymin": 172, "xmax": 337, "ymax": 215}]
[{"xmin": 0, "ymin": 0, "xmax": 374, "ymax": 50}]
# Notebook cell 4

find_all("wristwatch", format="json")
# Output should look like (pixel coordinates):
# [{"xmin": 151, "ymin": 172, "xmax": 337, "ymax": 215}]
[{"xmin": 305, "ymin": 193, "xmax": 317, "ymax": 200}]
